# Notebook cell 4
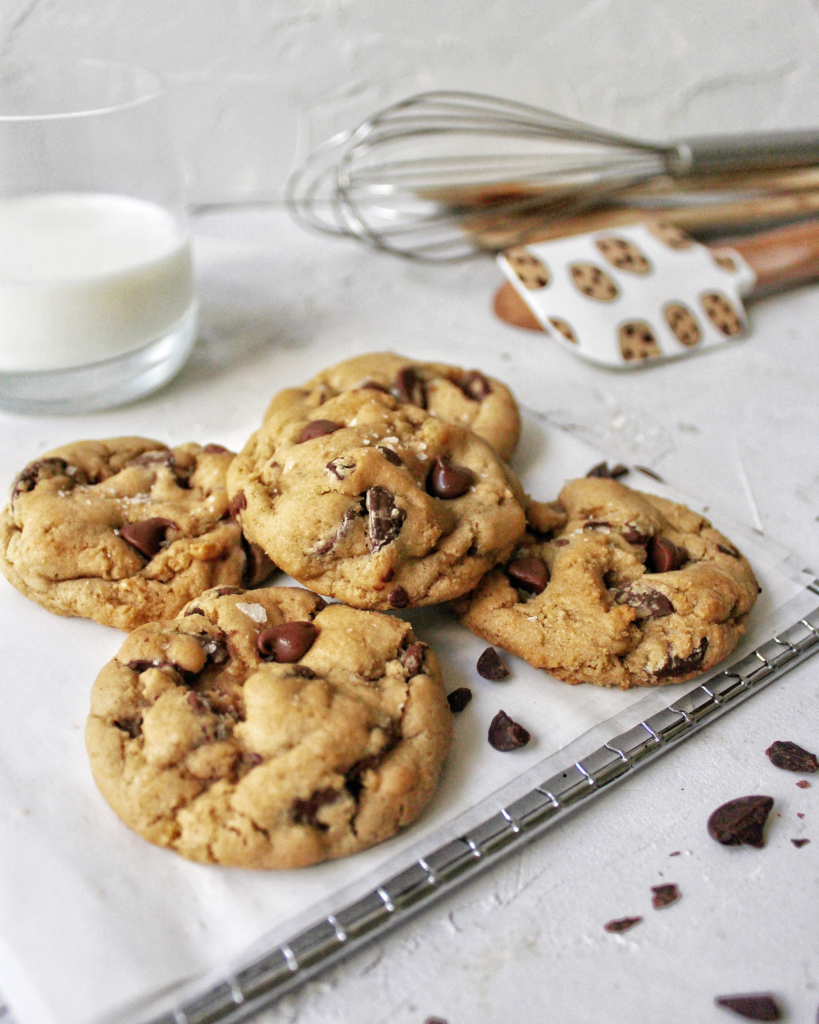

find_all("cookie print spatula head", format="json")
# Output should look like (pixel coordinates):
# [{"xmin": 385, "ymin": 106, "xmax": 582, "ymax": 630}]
[{"xmin": 494, "ymin": 219, "xmax": 819, "ymax": 368}]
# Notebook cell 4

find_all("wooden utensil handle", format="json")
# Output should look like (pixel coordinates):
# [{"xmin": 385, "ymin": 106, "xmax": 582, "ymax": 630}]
[{"xmin": 726, "ymin": 219, "xmax": 819, "ymax": 295}]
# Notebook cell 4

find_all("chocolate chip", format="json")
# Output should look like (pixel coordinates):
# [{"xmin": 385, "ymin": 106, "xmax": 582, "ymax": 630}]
[
  {"xmin": 326, "ymin": 457, "xmax": 356, "ymax": 479},
  {"xmin": 586, "ymin": 461, "xmax": 629, "ymax": 479},
  {"xmin": 614, "ymin": 583, "xmax": 674, "ymax": 618},
  {"xmin": 797, "ymin": 779, "xmax": 811, "ymax": 789},
  {"xmin": 393, "ymin": 366, "xmax": 427, "ymax": 407},
  {"xmin": 426, "ymin": 455, "xmax": 476, "ymax": 499},
  {"xmin": 707, "ymin": 795, "xmax": 774, "ymax": 848},
  {"xmin": 256, "ymin": 621, "xmax": 318, "ymax": 663},
  {"xmin": 184, "ymin": 607, "xmax": 204, "ymax": 617},
  {"xmin": 377, "ymin": 445, "xmax": 403, "ymax": 466},
  {"xmin": 11, "ymin": 457, "xmax": 86, "ymax": 506},
  {"xmin": 360, "ymin": 379, "xmax": 391, "ymax": 393},
  {"xmin": 292, "ymin": 788, "xmax": 339, "ymax": 830},
  {"xmin": 297, "ymin": 419, "xmax": 342, "ymax": 444},
  {"xmin": 457, "ymin": 370, "xmax": 491, "ymax": 400},
  {"xmin": 200, "ymin": 636, "xmax": 229, "ymax": 665},
  {"xmin": 583, "ymin": 520, "xmax": 611, "ymax": 530},
  {"xmin": 315, "ymin": 502, "xmax": 364, "ymax": 555},
  {"xmin": 714, "ymin": 993, "xmax": 781, "ymax": 1021},
  {"xmin": 289, "ymin": 665, "xmax": 317, "ymax": 678},
  {"xmin": 366, "ymin": 487, "xmax": 406, "ymax": 552},
  {"xmin": 647, "ymin": 535, "xmax": 688, "ymax": 573},
  {"xmin": 604, "ymin": 916, "xmax": 642, "ymax": 933},
  {"xmin": 507, "ymin": 556, "xmax": 549, "ymax": 594},
  {"xmin": 553, "ymin": 538, "xmax": 570, "ymax": 547},
  {"xmin": 402, "ymin": 642, "xmax": 426, "ymax": 676},
  {"xmin": 655, "ymin": 637, "xmax": 709, "ymax": 678},
  {"xmin": 119, "ymin": 518, "xmax": 175, "ymax": 559},
  {"xmin": 477, "ymin": 647, "xmax": 510, "ymax": 680},
  {"xmin": 345, "ymin": 754, "xmax": 383, "ymax": 802},
  {"xmin": 214, "ymin": 586, "xmax": 243, "ymax": 597},
  {"xmin": 388, "ymin": 585, "xmax": 409, "ymax": 607},
  {"xmin": 128, "ymin": 449, "xmax": 173, "ymax": 469},
  {"xmin": 765, "ymin": 740, "xmax": 819, "ymax": 773},
  {"xmin": 202, "ymin": 444, "xmax": 230, "ymax": 454},
  {"xmin": 242, "ymin": 540, "xmax": 274, "ymax": 587},
  {"xmin": 622, "ymin": 527, "xmax": 650, "ymax": 545},
  {"xmin": 113, "ymin": 717, "xmax": 142, "ymax": 738},
  {"xmin": 635, "ymin": 465, "xmax": 664, "ymax": 482},
  {"xmin": 651, "ymin": 883, "xmax": 680, "ymax": 909},
  {"xmin": 791, "ymin": 838, "xmax": 810, "ymax": 848},
  {"xmin": 717, "ymin": 543, "xmax": 740, "ymax": 558},
  {"xmin": 229, "ymin": 492, "xmax": 247, "ymax": 519},
  {"xmin": 447, "ymin": 687, "xmax": 472, "ymax": 712},
  {"xmin": 488, "ymin": 710, "xmax": 531, "ymax": 751}
]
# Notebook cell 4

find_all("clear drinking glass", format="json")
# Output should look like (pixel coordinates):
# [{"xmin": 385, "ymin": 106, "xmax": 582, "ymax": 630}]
[{"xmin": 0, "ymin": 58, "xmax": 197, "ymax": 414}]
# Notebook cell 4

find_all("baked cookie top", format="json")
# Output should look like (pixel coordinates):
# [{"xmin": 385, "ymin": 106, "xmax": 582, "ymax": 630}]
[
  {"xmin": 0, "ymin": 438, "xmax": 273, "ymax": 631},
  {"xmin": 229, "ymin": 388, "xmax": 526, "ymax": 610},
  {"xmin": 456, "ymin": 477, "xmax": 759, "ymax": 689},
  {"xmin": 264, "ymin": 352, "xmax": 522, "ymax": 462},
  {"xmin": 86, "ymin": 586, "xmax": 452, "ymax": 869}
]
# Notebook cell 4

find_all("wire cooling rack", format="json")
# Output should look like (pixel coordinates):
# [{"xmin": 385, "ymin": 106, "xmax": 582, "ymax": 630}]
[{"xmin": 104, "ymin": 582, "xmax": 819, "ymax": 1024}]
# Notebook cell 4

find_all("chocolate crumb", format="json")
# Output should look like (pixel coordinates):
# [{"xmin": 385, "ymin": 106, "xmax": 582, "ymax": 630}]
[
  {"xmin": 797, "ymin": 813, "xmax": 805, "ymax": 818},
  {"xmin": 388, "ymin": 585, "xmax": 409, "ymax": 608},
  {"xmin": 447, "ymin": 688, "xmax": 472, "ymax": 713},
  {"xmin": 791, "ymin": 838, "xmax": 810, "ymax": 848},
  {"xmin": 714, "ymin": 993, "xmax": 781, "ymax": 1021},
  {"xmin": 586, "ymin": 461, "xmax": 629, "ymax": 479},
  {"xmin": 477, "ymin": 647, "xmax": 510, "ymax": 681},
  {"xmin": 635, "ymin": 465, "xmax": 664, "ymax": 482},
  {"xmin": 707, "ymin": 795, "xmax": 774, "ymax": 848},
  {"xmin": 669, "ymin": 850, "xmax": 681, "ymax": 856},
  {"xmin": 488, "ymin": 710, "xmax": 530, "ymax": 751},
  {"xmin": 797, "ymin": 779, "xmax": 811, "ymax": 789},
  {"xmin": 604, "ymin": 916, "xmax": 642, "ymax": 933},
  {"xmin": 651, "ymin": 883, "xmax": 680, "ymax": 909},
  {"xmin": 765, "ymin": 740, "xmax": 819, "ymax": 773}
]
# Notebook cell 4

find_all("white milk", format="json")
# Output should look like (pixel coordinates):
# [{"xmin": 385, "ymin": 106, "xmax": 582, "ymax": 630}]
[{"xmin": 0, "ymin": 193, "xmax": 195, "ymax": 372}]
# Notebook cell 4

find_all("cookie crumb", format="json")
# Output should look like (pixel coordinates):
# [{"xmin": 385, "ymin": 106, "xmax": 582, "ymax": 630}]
[
  {"xmin": 604, "ymin": 916, "xmax": 642, "ymax": 933},
  {"xmin": 651, "ymin": 883, "xmax": 680, "ymax": 909}
]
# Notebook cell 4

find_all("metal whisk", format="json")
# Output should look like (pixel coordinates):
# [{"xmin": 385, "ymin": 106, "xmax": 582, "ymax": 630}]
[{"xmin": 286, "ymin": 90, "xmax": 819, "ymax": 261}]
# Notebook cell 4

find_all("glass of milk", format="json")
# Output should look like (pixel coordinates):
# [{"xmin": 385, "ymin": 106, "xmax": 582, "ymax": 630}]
[{"xmin": 0, "ymin": 59, "xmax": 197, "ymax": 413}]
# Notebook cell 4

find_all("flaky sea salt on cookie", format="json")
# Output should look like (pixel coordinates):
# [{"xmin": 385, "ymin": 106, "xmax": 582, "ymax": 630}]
[
  {"xmin": 229, "ymin": 387, "xmax": 526, "ymax": 610},
  {"xmin": 0, "ymin": 438, "xmax": 273, "ymax": 630},
  {"xmin": 456, "ymin": 477, "xmax": 759, "ymax": 689},
  {"xmin": 86, "ymin": 586, "xmax": 452, "ymax": 869},
  {"xmin": 264, "ymin": 351, "xmax": 522, "ymax": 462}
]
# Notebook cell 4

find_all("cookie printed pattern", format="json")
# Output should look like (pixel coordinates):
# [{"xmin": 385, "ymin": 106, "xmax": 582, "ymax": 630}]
[
  {"xmin": 595, "ymin": 237, "xmax": 652, "ymax": 274},
  {"xmin": 664, "ymin": 303, "xmax": 701, "ymax": 348},
  {"xmin": 570, "ymin": 262, "xmax": 619, "ymax": 301},
  {"xmin": 505, "ymin": 247, "xmax": 550, "ymax": 289},
  {"xmin": 618, "ymin": 321, "xmax": 661, "ymax": 361},
  {"xmin": 0, "ymin": 438, "xmax": 272, "ymax": 630},
  {"xmin": 86, "ymin": 587, "xmax": 452, "ymax": 868},
  {"xmin": 548, "ymin": 317, "xmax": 578, "ymax": 344},
  {"xmin": 231, "ymin": 388, "xmax": 526, "ymax": 610},
  {"xmin": 456, "ymin": 477, "xmax": 759, "ymax": 689},
  {"xmin": 265, "ymin": 352, "xmax": 522, "ymax": 462},
  {"xmin": 701, "ymin": 292, "xmax": 743, "ymax": 336}
]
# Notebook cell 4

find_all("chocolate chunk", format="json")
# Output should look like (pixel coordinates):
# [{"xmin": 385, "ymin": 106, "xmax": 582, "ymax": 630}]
[
  {"xmin": 229, "ymin": 492, "xmax": 247, "ymax": 519},
  {"xmin": 326, "ymin": 456, "xmax": 356, "ymax": 479},
  {"xmin": 791, "ymin": 838, "xmax": 810, "ymax": 848},
  {"xmin": 388, "ymin": 585, "xmax": 409, "ymax": 608},
  {"xmin": 651, "ymin": 883, "xmax": 680, "ymax": 909},
  {"xmin": 707, "ymin": 795, "xmax": 774, "ymax": 848},
  {"xmin": 507, "ymin": 556, "xmax": 549, "ymax": 594},
  {"xmin": 119, "ymin": 517, "xmax": 175, "ymax": 559},
  {"xmin": 717, "ymin": 543, "xmax": 740, "ymax": 558},
  {"xmin": 11, "ymin": 457, "xmax": 88, "ymax": 506},
  {"xmin": 765, "ymin": 740, "xmax": 819, "ymax": 773},
  {"xmin": 292, "ymin": 788, "xmax": 339, "ymax": 830},
  {"xmin": 345, "ymin": 752, "xmax": 388, "ymax": 801},
  {"xmin": 113, "ymin": 717, "xmax": 142, "ymax": 738},
  {"xmin": 604, "ymin": 916, "xmax": 642, "ymax": 933},
  {"xmin": 426, "ymin": 455, "xmax": 476, "ymax": 499},
  {"xmin": 256, "ymin": 621, "xmax": 318, "ymax": 663},
  {"xmin": 377, "ymin": 445, "xmax": 403, "ymax": 466},
  {"xmin": 289, "ymin": 665, "xmax": 317, "ymax": 678},
  {"xmin": 656, "ymin": 637, "xmax": 708, "ymax": 678},
  {"xmin": 488, "ymin": 710, "xmax": 531, "ymax": 751},
  {"xmin": 214, "ymin": 586, "xmax": 243, "ymax": 597},
  {"xmin": 241, "ymin": 541, "xmax": 274, "ymax": 587},
  {"xmin": 128, "ymin": 449, "xmax": 173, "ymax": 469},
  {"xmin": 360, "ymin": 379, "xmax": 391, "ymax": 393},
  {"xmin": 586, "ymin": 461, "xmax": 629, "ymax": 479},
  {"xmin": 202, "ymin": 444, "xmax": 230, "ymax": 454},
  {"xmin": 622, "ymin": 527, "xmax": 650, "ymax": 545},
  {"xmin": 402, "ymin": 642, "xmax": 426, "ymax": 676},
  {"xmin": 297, "ymin": 419, "xmax": 342, "ymax": 444},
  {"xmin": 366, "ymin": 487, "xmax": 406, "ymax": 552},
  {"xmin": 615, "ymin": 583, "xmax": 674, "ymax": 618},
  {"xmin": 457, "ymin": 370, "xmax": 491, "ymax": 400},
  {"xmin": 393, "ymin": 366, "xmax": 427, "ymax": 408},
  {"xmin": 447, "ymin": 687, "xmax": 472, "ymax": 712},
  {"xmin": 584, "ymin": 520, "xmax": 611, "ymax": 530},
  {"xmin": 477, "ymin": 647, "xmax": 510, "ymax": 681},
  {"xmin": 647, "ymin": 535, "xmax": 688, "ymax": 573},
  {"xmin": 200, "ymin": 636, "xmax": 229, "ymax": 666},
  {"xmin": 797, "ymin": 779, "xmax": 811, "ymax": 789},
  {"xmin": 714, "ymin": 993, "xmax": 781, "ymax": 1021},
  {"xmin": 184, "ymin": 607, "xmax": 204, "ymax": 617},
  {"xmin": 315, "ymin": 503, "xmax": 363, "ymax": 555}
]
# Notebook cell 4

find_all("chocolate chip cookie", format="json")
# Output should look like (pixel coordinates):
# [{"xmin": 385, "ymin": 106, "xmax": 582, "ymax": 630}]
[
  {"xmin": 0, "ymin": 438, "xmax": 273, "ymax": 630},
  {"xmin": 231, "ymin": 388, "xmax": 526, "ymax": 610},
  {"xmin": 86, "ymin": 586, "xmax": 452, "ymax": 868},
  {"xmin": 619, "ymin": 321, "xmax": 662, "ymax": 361},
  {"xmin": 456, "ymin": 477, "xmax": 758, "ymax": 689},
  {"xmin": 265, "ymin": 352, "xmax": 522, "ymax": 462}
]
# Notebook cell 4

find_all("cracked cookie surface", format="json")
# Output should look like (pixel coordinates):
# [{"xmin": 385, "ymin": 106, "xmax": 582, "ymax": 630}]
[
  {"xmin": 230, "ymin": 388, "xmax": 526, "ymax": 610},
  {"xmin": 264, "ymin": 352, "xmax": 522, "ymax": 461},
  {"xmin": 86, "ymin": 586, "xmax": 452, "ymax": 868},
  {"xmin": 0, "ymin": 438, "xmax": 273, "ymax": 630},
  {"xmin": 456, "ymin": 477, "xmax": 759, "ymax": 689}
]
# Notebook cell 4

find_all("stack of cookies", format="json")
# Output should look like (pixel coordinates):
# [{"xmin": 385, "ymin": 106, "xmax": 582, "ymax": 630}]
[{"xmin": 0, "ymin": 352, "xmax": 759, "ymax": 870}]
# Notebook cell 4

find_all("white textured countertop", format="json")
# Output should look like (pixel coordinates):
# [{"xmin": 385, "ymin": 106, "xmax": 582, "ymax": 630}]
[{"xmin": 3, "ymin": 207, "xmax": 819, "ymax": 1024}]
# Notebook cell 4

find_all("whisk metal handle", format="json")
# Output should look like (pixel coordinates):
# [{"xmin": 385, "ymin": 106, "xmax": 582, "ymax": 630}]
[{"xmin": 668, "ymin": 130, "xmax": 819, "ymax": 175}]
